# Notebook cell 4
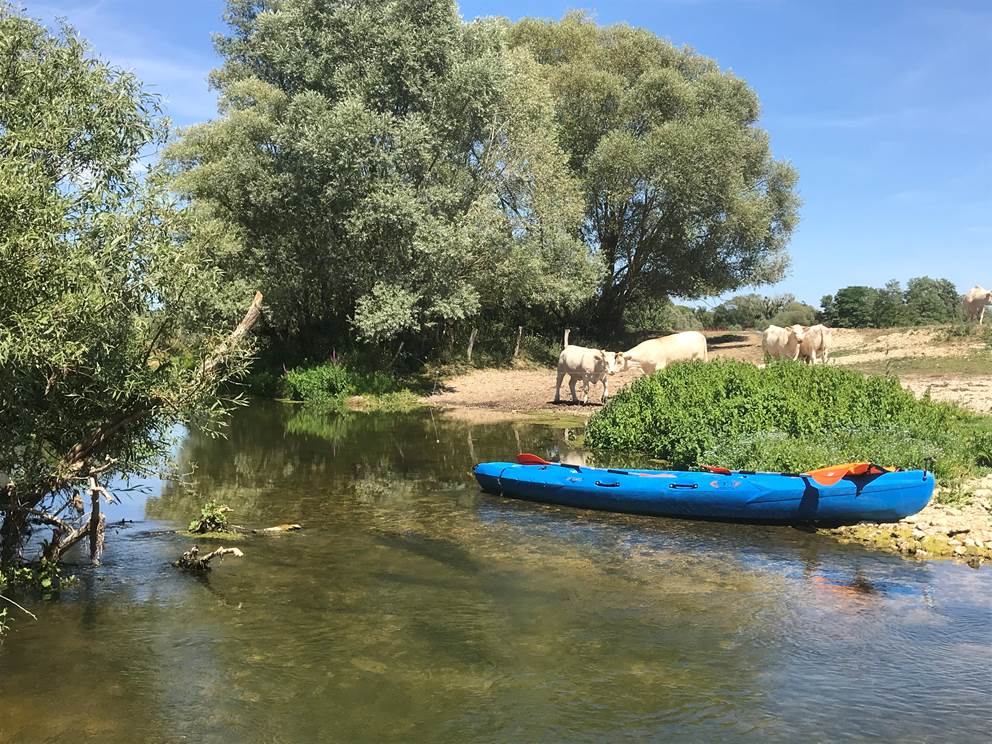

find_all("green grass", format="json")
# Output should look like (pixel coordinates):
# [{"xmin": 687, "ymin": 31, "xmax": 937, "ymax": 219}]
[
  {"xmin": 586, "ymin": 359, "xmax": 992, "ymax": 481},
  {"xmin": 849, "ymin": 352, "xmax": 992, "ymax": 377}
]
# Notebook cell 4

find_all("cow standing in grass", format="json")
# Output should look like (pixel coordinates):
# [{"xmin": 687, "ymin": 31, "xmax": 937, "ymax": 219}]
[{"xmin": 555, "ymin": 345, "xmax": 623, "ymax": 405}]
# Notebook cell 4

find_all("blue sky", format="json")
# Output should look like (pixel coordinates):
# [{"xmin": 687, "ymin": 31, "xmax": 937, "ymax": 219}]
[{"xmin": 29, "ymin": 0, "xmax": 990, "ymax": 307}]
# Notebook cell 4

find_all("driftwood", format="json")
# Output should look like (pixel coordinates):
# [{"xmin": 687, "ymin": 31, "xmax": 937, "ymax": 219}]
[
  {"xmin": 254, "ymin": 523, "xmax": 302, "ymax": 534},
  {"xmin": 227, "ymin": 523, "xmax": 302, "ymax": 535},
  {"xmin": 173, "ymin": 545, "xmax": 244, "ymax": 572}
]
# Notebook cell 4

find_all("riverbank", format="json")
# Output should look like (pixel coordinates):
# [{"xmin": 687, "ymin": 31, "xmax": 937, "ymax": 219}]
[
  {"xmin": 420, "ymin": 326, "xmax": 992, "ymax": 416},
  {"xmin": 823, "ymin": 475, "xmax": 992, "ymax": 566},
  {"xmin": 422, "ymin": 369, "xmax": 992, "ymax": 566}
]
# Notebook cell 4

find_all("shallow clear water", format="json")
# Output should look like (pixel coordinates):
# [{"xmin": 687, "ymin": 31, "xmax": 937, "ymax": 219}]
[{"xmin": 1, "ymin": 402, "xmax": 990, "ymax": 743}]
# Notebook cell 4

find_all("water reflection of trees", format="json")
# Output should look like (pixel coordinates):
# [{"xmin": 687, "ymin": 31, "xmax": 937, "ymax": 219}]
[{"xmin": 146, "ymin": 402, "xmax": 571, "ymax": 528}]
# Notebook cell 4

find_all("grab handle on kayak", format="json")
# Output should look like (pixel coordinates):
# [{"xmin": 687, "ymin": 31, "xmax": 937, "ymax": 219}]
[
  {"xmin": 595, "ymin": 481, "xmax": 621, "ymax": 488},
  {"xmin": 668, "ymin": 483, "xmax": 699, "ymax": 490}
]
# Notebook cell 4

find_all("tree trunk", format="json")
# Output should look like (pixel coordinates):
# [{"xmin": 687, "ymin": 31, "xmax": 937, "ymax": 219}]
[
  {"xmin": 467, "ymin": 328, "xmax": 478, "ymax": 363},
  {"xmin": 513, "ymin": 326, "xmax": 523, "ymax": 358}
]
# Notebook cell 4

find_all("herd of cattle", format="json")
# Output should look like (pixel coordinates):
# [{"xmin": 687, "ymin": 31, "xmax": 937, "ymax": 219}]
[{"xmin": 554, "ymin": 285, "xmax": 992, "ymax": 405}]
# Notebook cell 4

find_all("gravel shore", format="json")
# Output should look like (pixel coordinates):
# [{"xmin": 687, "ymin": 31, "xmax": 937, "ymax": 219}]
[{"xmin": 823, "ymin": 474, "xmax": 992, "ymax": 566}]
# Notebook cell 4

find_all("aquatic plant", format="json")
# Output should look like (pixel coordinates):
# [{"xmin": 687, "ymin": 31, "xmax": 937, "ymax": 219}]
[{"xmin": 188, "ymin": 501, "xmax": 232, "ymax": 534}]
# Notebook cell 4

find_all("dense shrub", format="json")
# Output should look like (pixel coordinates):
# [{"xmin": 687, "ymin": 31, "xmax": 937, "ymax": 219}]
[
  {"xmin": 283, "ymin": 364, "xmax": 355, "ymax": 404},
  {"xmin": 586, "ymin": 360, "xmax": 991, "ymax": 479},
  {"xmin": 282, "ymin": 362, "xmax": 405, "ymax": 406}
]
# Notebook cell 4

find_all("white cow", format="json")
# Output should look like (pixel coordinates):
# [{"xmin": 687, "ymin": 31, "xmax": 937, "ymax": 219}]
[
  {"xmin": 762, "ymin": 324, "xmax": 805, "ymax": 361},
  {"xmin": 554, "ymin": 345, "xmax": 622, "ymax": 405},
  {"xmin": 798, "ymin": 324, "xmax": 833, "ymax": 365},
  {"xmin": 963, "ymin": 285, "xmax": 992, "ymax": 324},
  {"xmin": 620, "ymin": 331, "xmax": 708, "ymax": 376}
]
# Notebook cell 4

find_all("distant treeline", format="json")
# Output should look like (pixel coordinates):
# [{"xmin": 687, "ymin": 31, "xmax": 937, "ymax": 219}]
[
  {"xmin": 819, "ymin": 277, "xmax": 961, "ymax": 328},
  {"xmin": 619, "ymin": 276, "xmax": 967, "ymax": 335}
]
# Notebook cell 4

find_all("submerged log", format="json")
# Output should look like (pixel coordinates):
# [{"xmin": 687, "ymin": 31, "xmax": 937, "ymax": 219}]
[
  {"xmin": 255, "ymin": 523, "xmax": 302, "ymax": 534},
  {"xmin": 173, "ymin": 545, "xmax": 244, "ymax": 572}
]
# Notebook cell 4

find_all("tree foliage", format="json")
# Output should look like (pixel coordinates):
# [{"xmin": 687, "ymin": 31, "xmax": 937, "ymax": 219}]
[
  {"xmin": 707, "ymin": 293, "xmax": 814, "ymax": 330},
  {"xmin": 508, "ymin": 12, "xmax": 800, "ymax": 335},
  {"xmin": 820, "ymin": 277, "xmax": 962, "ymax": 328},
  {"xmin": 168, "ymin": 0, "xmax": 601, "ymax": 356},
  {"xmin": 0, "ymin": 6, "xmax": 257, "ymax": 566}
]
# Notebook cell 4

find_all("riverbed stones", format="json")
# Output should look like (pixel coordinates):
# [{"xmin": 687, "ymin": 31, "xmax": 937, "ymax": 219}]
[{"xmin": 821, "ymin": 478, "xmax": 992, "ymax": 565}]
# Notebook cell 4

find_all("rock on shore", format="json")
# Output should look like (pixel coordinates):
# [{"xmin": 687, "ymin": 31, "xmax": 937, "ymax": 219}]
[{"xmin": 822, "ymin": 475, "xmax": 992, "ymax": 567}]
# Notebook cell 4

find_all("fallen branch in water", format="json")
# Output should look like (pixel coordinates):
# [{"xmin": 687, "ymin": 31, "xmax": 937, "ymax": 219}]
[
  {"xmin": 173, "ymin": 545, "xmax": 244, "ymax": 572},
  {"xmin": 0, "ymin": 593, "xmax": 38, "ymax": 621},
  {"xmin": 234, "ymin": 523, "xmax": 303, "ymax": 535}
]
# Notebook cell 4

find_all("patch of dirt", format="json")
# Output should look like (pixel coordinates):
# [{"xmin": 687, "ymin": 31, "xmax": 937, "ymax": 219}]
[
  {"xmin": 427, "ymin": 367, "xmax": 644, "ymax": 418},
  {"xmin": 423, "ymin": 327, "xmax": 992, "ymax": 416},
  {"xmin": 901, "ymin": 375, "xmax": 992, "ymax": 414},
  {"xmin": 828, "ymin": 327, "xmax": 981, "ymax": 365}
]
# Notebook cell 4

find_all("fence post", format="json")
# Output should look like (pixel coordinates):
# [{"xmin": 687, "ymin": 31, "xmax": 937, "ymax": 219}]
[
  {"xmin": 563, "ymin": 328, "xmax": 570, "ymax": 347},
  {"xmin": 513, "ymin": 326, "xmax": 523, "ymax": 358}
]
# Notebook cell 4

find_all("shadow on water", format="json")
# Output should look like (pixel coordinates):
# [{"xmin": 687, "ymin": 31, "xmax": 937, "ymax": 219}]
[{"xmin": 1, "ymin": 400, "xmax": 990, "ymax": 744}]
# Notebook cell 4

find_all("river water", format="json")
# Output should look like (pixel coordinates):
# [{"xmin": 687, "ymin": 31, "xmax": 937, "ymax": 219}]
[{"xmin": 1, "ymin": 402, "xmax": 990, "ymax": 743}]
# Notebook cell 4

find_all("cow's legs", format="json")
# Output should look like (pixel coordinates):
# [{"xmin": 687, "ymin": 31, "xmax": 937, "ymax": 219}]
[
  {"xmin": 568, "ymin": 375, "xmax": 578, "ymax": 403},
  {"xmin": 581, "ymin": 377, "xmax": 590, "ymax": 405},
  {"xmin": 981, "ymin": 305, "xmax": 986, "ymax": 325},
  {"xmin": 554, "ymin": 368, "xmax": 565, "ymax": 403},
  {"xmin": 601, "ymin": 376, "xmax": 610, "ymax": 404}
]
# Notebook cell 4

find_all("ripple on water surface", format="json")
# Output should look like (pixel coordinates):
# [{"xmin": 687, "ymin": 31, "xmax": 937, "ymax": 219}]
[{"xmin": 1, "ymin": 403, "xmax": 990, "ymax": 743}]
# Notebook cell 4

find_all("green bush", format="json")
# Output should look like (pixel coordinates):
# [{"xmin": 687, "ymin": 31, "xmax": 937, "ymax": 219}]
[
  {"xmin": 586, "ymin": 360, "xmax": 991, "ymax": 479},
  {"xmin": 188, "ymin": 500, "xmax": 231, "ymax": 534},
  {"xmin": 281, "ymin": 362, "xmax": 408, "ymax": 408},
  {"xmin": 283, "ymin": 363, "xmax": 355, "ymax": 404}
]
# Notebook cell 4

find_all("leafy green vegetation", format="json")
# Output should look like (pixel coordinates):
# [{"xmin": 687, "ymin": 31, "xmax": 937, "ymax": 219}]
[
  {"xmin": 851, "ymin": 352, "xmax": 992, "ymax": 377},
  {"xmin": 281, "ymin": 362, "xmax": 419, "ymax": 411},
  {"xmin": 820, "ymin": 277, "xmax": 961, "ymax": 328},
  {"xmin": 509, "ymin": 13, "xmax": 798, "ymax": 336},
  {"xmin": 0, "ymin": 6, "xmax": 258, "ymax": 570},
  {"xmin": 168, "ymin": 0, "xmax": 601, "ymax": 360},
  {"xmin": 586, "ymin": 360, "xmax": 992, "ymax": 480},
  {"xmin": 704, "ymin": 293, "xmax": 816, "ymax": 331},
  {"xmin": 188, "ymin": 500, "xmax": 232, "ymax": 534}
]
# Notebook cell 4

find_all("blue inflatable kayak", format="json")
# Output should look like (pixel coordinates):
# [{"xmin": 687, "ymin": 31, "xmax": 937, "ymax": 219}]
[{"xmin": 473, "ymin": 456, "xmax": 934, "ymax": 525}]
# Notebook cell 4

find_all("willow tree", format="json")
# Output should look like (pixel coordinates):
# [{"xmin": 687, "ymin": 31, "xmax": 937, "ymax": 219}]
[
  {"xmin": 168, "ymin": 0, "xmax": 601, "ymax": 356},
  {"xmin": 0, "ymin": 6, "xmax": 260, "ymax": 569},
  {"xmin": 510, "ymin": 13, "xmax": 800, "ymax": 336}
]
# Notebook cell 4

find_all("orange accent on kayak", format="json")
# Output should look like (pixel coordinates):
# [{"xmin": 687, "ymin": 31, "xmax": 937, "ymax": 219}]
[
  {"xmin": 517, "ymin": 453, "xmax": 552, "ymax": 465},
  {"xmin": 702, "ymin": 465, "xmax": 733, "ymax": 475},
  {"xmin": 805, "ymin": 462, "xmax": 896, "ymax": 487}
]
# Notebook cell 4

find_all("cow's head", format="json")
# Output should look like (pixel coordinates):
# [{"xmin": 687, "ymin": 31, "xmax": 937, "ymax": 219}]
[
  {"xmin": 789, "ymin": 324, "xmax": 806, "ymax": 343},
  {"xmin": 599, "ymin": 350, "xmax": 622, "ymax": 374}
]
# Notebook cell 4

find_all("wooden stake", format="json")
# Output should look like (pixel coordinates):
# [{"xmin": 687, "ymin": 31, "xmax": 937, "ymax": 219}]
[
  {"xmin": 514, "ymin": 326, "xmax": 523, "ymax": 358},
  {"xmin": 563, "ymin": 328, "xmax": 570, "ymax": 347}
]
